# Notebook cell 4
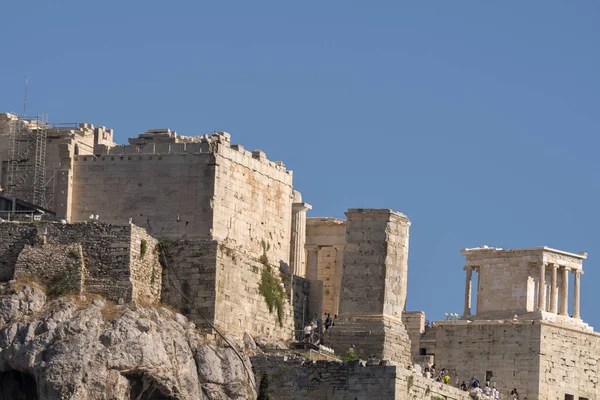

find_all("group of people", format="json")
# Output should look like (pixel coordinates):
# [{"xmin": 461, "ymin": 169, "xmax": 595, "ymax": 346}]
[
  {"xmin": 302, "ymin": 313, "xmax": 337, "ymax": 343},
  {"xmin": 421, "ymin": 364, "xmax": 451, "ymax": 384},
  {"xmin": 457, "ymin": 377, "xmax": 520, "ymax": 399}
]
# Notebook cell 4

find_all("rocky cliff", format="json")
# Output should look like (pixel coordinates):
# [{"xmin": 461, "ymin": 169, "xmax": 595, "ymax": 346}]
[{"xmin": 0, "ymin": 281, "xmax": 258, "ymax": 400}]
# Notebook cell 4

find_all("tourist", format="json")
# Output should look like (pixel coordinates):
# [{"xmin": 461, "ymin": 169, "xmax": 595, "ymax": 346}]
[
  {"xmin": 325, "ymin": 313, "xmax": 332, "ymax": 330},
  {"xmin": 510, "ymin": 388, "xmax": 520, "ymax": 399},
  {"xmin": 303, "ymin": 324, "xmax": 312, "ymax": 342},
  {"xmin": 443, "ymin": 373, "xmax": 450, "ymax": 384},
  {"xmin": 491, "ymin": 386, "xmax": 499, "ymax": 399},
  {"xmin": 460, "ymin": 381, "xmax": 467, "ymax": 391},
  {"xmin": 483, "ymin": 384, "xmax": 491, "ymax": 396}
]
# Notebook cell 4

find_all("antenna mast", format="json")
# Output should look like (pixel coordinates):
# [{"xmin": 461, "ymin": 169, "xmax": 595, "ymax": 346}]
[{"xmin": 23, "ymin": 76, "xmax": 28, "ymax": 117}]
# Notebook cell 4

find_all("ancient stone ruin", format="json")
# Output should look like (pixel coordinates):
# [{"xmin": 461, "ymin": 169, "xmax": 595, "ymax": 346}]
[{"xmin": 0, "ymin": 112, "xmax": 597, "ymax": 399}]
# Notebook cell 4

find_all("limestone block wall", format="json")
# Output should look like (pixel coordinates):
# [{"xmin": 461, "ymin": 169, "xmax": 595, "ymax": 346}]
[
  {"xmin": 340, "ymin": 209, "xmax": 410, "ymax": 317},
  {"xmin": 159, "ymin": 239, "xmax": 218, "ymax": 329},
  {"xmin": 14, "ymin": 243, "xmax": 85, "ymax": 295},
  {"xmin": 160, "ymin": 239, "xmax": 302, "ymax": 340},
  {"xmin": 70, "ymin": 153, "xmax": 216, "ymax": 238},
  {"xmin": 212, "ymin": 144, "xmax": 294, "ymax": 265},
  {"xmin": 305, "ymin": 217, "xmax": 346, "ymax": 316},
  {"xmin": 465, "ymin": 251, "xmax": 538, "ymax": 317},
  {"xmin": 538, "ymin": 323, "xmax": 600, "ymax": 400},
  {"xmin": 251, "ymin": 356, "xmax": 471, "ymax": 400},
  {"xmin": 213, "ymin": 242, "xmax": 295, "ymax": 340},
  {"xmin": 402, "ymin": 311, "xmax": 425, "ymax": 361},
  {"xmin": 432, "ymin": 321, "xmax": 541, "ymax": 399}
]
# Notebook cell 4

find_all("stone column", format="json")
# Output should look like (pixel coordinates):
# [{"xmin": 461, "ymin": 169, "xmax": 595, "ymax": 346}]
[
  {"xmin": 538, "ymin": 263, "xmax": 546, "ymax": 312},
  {"xmin": 463, "ymin": 266, "xmax": 473, "ymax": 317},
  {"xmin": 305, "ymin": 245, "xmax": 319, "ymax": 281},
  {"xmin": 573, "ymin": 270, "xmax": 582, "ymax": 319},
  {"xmin": 549, "ymin": 263, "xmax": 558, "ymax": 314},
  {"xmin": 559, "ymin": 267, "xmax": 569, "ymax": 316},
  {"xmin": 289, "ymin": 201, "xmax": 312, "ymax": 277}
]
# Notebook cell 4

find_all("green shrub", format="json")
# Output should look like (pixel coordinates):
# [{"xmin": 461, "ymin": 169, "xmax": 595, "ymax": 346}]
[
  {"xmin": 340, "ymin": 347, "xmax": 358, "ymax": 361},
  {"xmin": 258, "ymin": 242, "xmax": 286, "ymax": 327},
  {"xmin": 140, "ymin": 239, "xmax": 148, "ymax": 259},
  {"xmin": 47, "ymin": 267, "xmax": 77, "ymax": 299}
]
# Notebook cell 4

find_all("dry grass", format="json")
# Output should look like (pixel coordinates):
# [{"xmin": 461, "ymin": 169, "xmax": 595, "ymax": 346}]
[
  {"xmin": 100, "ymin": 300, "xmax": 123, "ymax": 321},
  {"xmin": 11, "ymin": 274, "xmax": 47, "ymax": 293}
]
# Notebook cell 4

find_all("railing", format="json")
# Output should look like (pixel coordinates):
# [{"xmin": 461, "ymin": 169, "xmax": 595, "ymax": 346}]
[{"xmin": 0, "ymin": 211, "xmax": 57, "ymax": 222}]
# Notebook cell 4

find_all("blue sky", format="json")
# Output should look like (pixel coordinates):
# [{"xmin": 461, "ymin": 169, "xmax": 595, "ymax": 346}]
[{"xmin": 1, "ymin": 1, "xmax": 599, "ymax": 327}]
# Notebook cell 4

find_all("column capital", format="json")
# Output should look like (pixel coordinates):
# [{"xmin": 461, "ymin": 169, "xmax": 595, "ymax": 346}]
[
  {"xmin": 292, "ymin": 202, "xmax": 312, "ymax": 212},
  {"xmin": 547, "ymin": 262, "xmax": 559, "ymax": 270},
  {"xmin": 463, "ymin": 265, "xmax": 474, "ymax": 272},
  {"xmin": 573, "ymin": 269, "xmax": 584, "ymax": 276},
  {"xmin": 305, "ymin": 244, "xmax": 319, "ymax": 251}
]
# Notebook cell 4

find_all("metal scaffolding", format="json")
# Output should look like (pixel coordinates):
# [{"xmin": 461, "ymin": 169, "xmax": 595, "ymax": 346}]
[{"xmin": 6, "ymin": 114, "xmax": 48, "ymax": 208}]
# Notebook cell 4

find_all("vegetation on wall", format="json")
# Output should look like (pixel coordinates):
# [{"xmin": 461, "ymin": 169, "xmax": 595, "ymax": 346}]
[
  {"xmin": 47, "ymin": 266, "xmax": 78, "ymax": 299},
  {"xmin": 140, "ymin": 239, "xmax": 148, "ymax": 259},
  {"xmin": 340, "ymin": 347, "xmax": 358, "ymax": 362},
  {"xmin": 258, "ymin": 240, "xmax": 286, "ymax": 327}
]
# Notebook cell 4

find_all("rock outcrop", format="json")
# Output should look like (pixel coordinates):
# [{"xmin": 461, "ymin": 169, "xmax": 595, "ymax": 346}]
[{"xmin": 0, "ymin": 282, "xmax": 257, "ymax": 400}]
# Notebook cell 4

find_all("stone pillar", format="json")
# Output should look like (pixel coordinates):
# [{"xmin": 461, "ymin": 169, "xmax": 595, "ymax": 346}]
[
  {"xmin": 327, "ymin": 209, "xmax": 412, "ymax": 367},
  {"xmin": 332, "ymin": 244, "xmax": 345, "ymax": 317},
  {"xmin": 549, "ymin": 263, "xmax": 558, "ymax": 314},
  {"xmin": 289, "ymin": 198, "xmax": 312, "ymax": 277},
  {"xmin": 538, "ymin": 263, "xmax": 546, "ymax": 312},
  {"xmin": 463, "ymin": 266, "xmax": 473, "ymax": 317},
  {"xmin": 573, "ymin": 270, "xmax": 582, "ymax": 319},
  {"xmin": 559, "ymin": 266, "xmax": 569, "ymax": 316},
  {"xmin": 305, "ymin": 245, "xmax": 319, "ymax": 281}
]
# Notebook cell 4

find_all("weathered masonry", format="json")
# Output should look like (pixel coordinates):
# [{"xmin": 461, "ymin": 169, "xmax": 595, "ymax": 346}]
[
  {"xmin": 0, "ymin": 221, "xmax": 161, "ymax": 304},
  {"xmin": 410, "ymin": 246, "xmax": 598, "ymax": 400}
]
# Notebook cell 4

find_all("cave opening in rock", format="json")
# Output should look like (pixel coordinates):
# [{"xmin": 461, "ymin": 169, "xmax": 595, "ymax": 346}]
[
  {"xmin": 125, "ymin": 373, "xmax": 175, "ymax": 400},
  {"xmin": 0, "ymin": 370, "xmax": 38, "ymax": 400}
]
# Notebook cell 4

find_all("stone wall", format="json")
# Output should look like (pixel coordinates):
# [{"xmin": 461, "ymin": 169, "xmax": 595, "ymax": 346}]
[
  {"xmin": 538, "ymin": 323, "xmax": 600, "ymax": 400},
  {"xmin": 432, "ymin": 320, "xmax": 542, "ymax": 399},
  {"xmin": 306, "ymin": 218, "xmax": 346, "ymax": 316},
  {"xmin": 213, "ymin": 242, "xmax": 295, "ymax": 340},
  {"xmin": 70, "ymin": 153, "xmax": 216, "ymax": 239},
  {"xmin": 159, "ymin": 239, "xmax": 218, "ymax": 329},
  {"xmin": 129, "ymin": 225, "xmax": 161, "ymax": 304},
  {"xmin": 402, "ymin": 311, "xmax": 425, "ymax": 361},
  {"xmin": 14, "ymin": 244, "xmax": 85, "ymax": 295},
  {"xmin": 211, "ymin": 144, "xmax": 294, "ymax": 265},
  {"xmin": 160, "ymin": 239, "xmax": 307, "ymax": 341},
  {"xmin": 251, "ymin": 356, "xmax": 471, "ymax": 400},
  {"xmin": 329, "ymin": 209, "xmax": 412, "ymax": 367},
  {"xmin": 0, "ymin": 221, "xmax": 161, "ymax": 304}
]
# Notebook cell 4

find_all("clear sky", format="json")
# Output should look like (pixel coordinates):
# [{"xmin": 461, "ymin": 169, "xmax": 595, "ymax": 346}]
[{"xmin": 1, "ymin": 1, "xmax": 599, "ymax": 327}]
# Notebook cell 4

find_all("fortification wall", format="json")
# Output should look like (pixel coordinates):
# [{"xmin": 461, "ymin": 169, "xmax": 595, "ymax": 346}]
[
  {"xmin": 70, "ymin": 153, "xmax": 216, "ymax": 238},
  {"xmin": 129, "ymin": 225, "xmax": 161, "ymax": 304},
  {"xmin": 160, "ymin": 239, "xmax": 306, "ymax": 341},
  {"xmin": 14, "ymin": 243, "xmax": 85, "ymax": 296},
  {"xmin": 538, "ymin": 323, "xmax": 600, "ymax": 400},
  {"xmin": 432, "ymin": 320, "xmax": 541, "ymax": 399},
  {"xmin": 213, "ymin": 242, "xmax": 295, "ymax": 340},
  {"xmin": 402, "ymin": 311, "xmax": 425, "ymax": 361},
  {"xmin": 212, "ymin": 145, "xmax": 294, "ymax": 265},
  {"xmin": 251, "ymin": 356, "xmax": 471, "ymax": 400},
  {"xmin": 0, "ymin": 221, "xmax": 161, "ymax": 303},
  {"xmin": 159, "ymin": 239, "xmax": 218, "ymax": 329}
]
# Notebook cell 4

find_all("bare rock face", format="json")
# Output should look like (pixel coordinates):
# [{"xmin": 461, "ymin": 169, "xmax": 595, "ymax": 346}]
[{"xmin": 0, "ymin": 283, "xmax": 257, "ymax": 400}]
